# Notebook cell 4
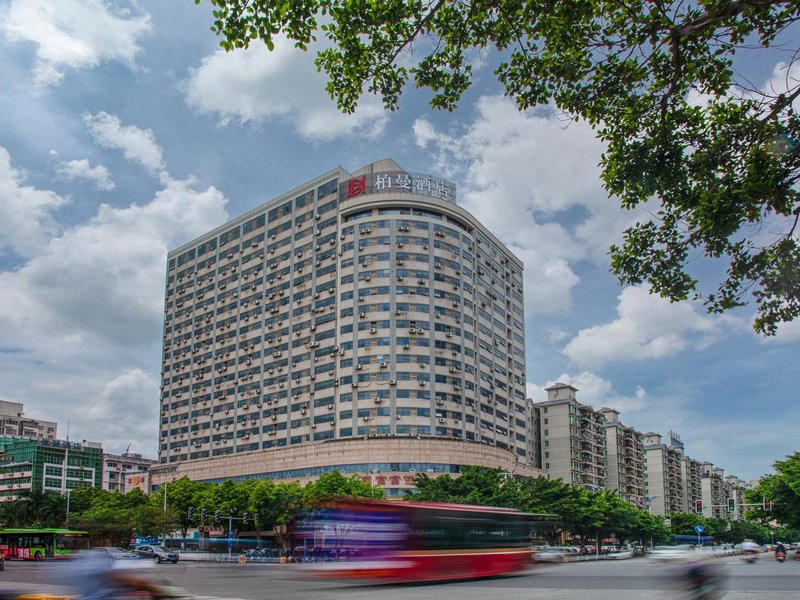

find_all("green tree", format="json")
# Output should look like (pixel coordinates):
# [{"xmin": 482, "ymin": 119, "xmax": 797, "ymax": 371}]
[
  {"xmin": 196, "ymin": 0, "xmax": 800, "ymax": 334},
  {"xmin": 747, "ymin": 451, "xmax": 800, "ymax": 530},
  {"xmin": 302, "ymin": 470, "xmax": 384, "ymax": 504},
  {"xmin": 163, "ymin": 477, "xmax": 200, "ymax": 539},
  {"xmin": 669, "ymin": 511, "xmax": 705, "ymax": 537},
  {"xmin": 409, "ymin": 466, "xmax": 522, "ymax": 508},
  {"xmin": 0, "ymin": 490, "xmax": 67, "ymax": 528}
]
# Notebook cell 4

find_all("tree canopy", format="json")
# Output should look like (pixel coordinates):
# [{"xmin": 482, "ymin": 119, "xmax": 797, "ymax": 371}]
[
  {"xmin": 196, "ymin": 0, "xmax": 800, "ymax": 334},
  {"xmin": 408, "ymin": 467, "xmax": 670, "ymax": 546},
  {"xmin": 747, "ymin": 451, "xmax": 800, "ymax": 530}
]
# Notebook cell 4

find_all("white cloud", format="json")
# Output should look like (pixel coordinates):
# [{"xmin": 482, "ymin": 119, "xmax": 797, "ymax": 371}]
[
  {"xmin": 56, "ymin": 158, "xmax": 115, "ymax": 190},
  {"xmin": 0, "ymin": 141, "xmax": 229, "ymax": 455},
  {"xmin": 544, "ymin": 372, "xmax": 651, "ymax": 414},
  {"xmin": 547, "ymin": 327, "xmax": 570, "ymax": 343},
  {"xmin": 411, "ymin": 97, "xmax": 643, "ymax": 316},
  {"xmin": 0, "ymin": 0, "xmax": 150, "ymax": 87},
  {"xmin": 85, "ymin": 369, "xmax": 159, "ymax": 452},
  {"xmin": 0, "ymin": 146, "xmax": 68, "ymax": 257},
  {"xmin": 0, "ymin": 177, "xmax": 228, "ymax": 346},
  {"xmin": 762, "ymin": 317, "xmax": 800, "ymax": 344},
  {"xmin": 83, "ymin": 112, "xmax": 165, "ymax": 175},
  {"xmin": 562, "ymin": 286, "xmax": 724, "ymax": 369},
  {"xmin": 185, "ymin": 40, "xmax": 389, "ymax": 141}
]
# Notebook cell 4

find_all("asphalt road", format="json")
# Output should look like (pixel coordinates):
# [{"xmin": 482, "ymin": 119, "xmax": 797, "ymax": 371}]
[{"xmin": 1, "ymin": 555, "xmax": 799, "ymax": 599}]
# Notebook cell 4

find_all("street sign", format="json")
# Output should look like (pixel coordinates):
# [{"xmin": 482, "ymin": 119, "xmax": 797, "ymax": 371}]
[
  {"xmin": 228, "ymin": 529, "xmax": 234, "ymax": 548},
  {"xmin": 237, "ymin": 554, "xmax": 246, "ymax": 564},
  {"xmin": 694, "ymin": 525, "xmax": 705, "ymax": 534}
]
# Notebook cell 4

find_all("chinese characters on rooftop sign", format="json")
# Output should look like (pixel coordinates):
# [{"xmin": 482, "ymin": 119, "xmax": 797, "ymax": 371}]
[{"xmin": 340, "ymin": 171, "xmax": 457, "ymax": 204}]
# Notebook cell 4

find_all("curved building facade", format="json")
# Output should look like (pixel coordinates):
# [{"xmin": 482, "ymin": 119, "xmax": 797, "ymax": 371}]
[{"xmin": 156, "ymin": 159, "xmax": 538, "ymax": 491}]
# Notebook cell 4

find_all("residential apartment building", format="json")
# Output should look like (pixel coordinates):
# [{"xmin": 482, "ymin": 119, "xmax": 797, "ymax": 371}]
[
  {"xmin": 701, "ymin": 463, "xmax": 727, "ymax": 519},
  {"xmin": 723, "ymin": 475, "xmax": 748, "ymax": 520},
  {"xmin": 526, "ymin": 401, "xmax": 543, "ymax": 469},
  {"xmin": 533, "ymin": 383, "xmax": 607, "ymax": 490},
  {"xmin": 680, "ymin": 455, "xmax": 703, "ymax": 514},
  {"xmin": 599, "ymin": 408, "xmax": 645, "ymax": 506},
  {"xmin": 0, "ymin": 400, "xmax": 57, "ymax": 440},
  {"xmin": 0, "ymin": 437, "xmax": 103, "ymax": 502},
  {"xmin": 102, "ymin": 452, "xmax": 157, "ymax": 493},
  {"xmin": 643, "ymin": 432, "xmax": 684, "ymax": 515},
  {"xmin": 153, "ymin": 159, "xmax": 542, "ymax": 495}
]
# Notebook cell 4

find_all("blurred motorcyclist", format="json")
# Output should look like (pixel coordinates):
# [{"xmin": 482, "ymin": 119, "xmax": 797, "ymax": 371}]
[
  {"xmin": 678, "ymin": 552, "xmax": 724, "ymax": 600},
  {"xmin": 740, "ymin": 539, "xmax": 760, "ymax": 563},
  {"xmin": 65, "ymin": 550, "xmax": 166, "ymax": 599},
  {"xmin": 775, "ymin": 542, "xmax": 787, "ymax": 561}
]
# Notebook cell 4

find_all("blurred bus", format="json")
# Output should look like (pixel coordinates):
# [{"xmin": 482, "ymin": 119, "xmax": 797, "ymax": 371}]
[
  {"xmin": 300, "ymin": 500, "xmax": 549, "ymax": 581},
  {"xmin": 0, "ymin": 528, "xmax": 89, "ymax": 561}
]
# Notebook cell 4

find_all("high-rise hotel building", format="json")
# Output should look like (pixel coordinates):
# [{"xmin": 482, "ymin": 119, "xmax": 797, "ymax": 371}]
[{"xmin": 152, "ymin": 159, "xmax": 542, "ymax": 494}]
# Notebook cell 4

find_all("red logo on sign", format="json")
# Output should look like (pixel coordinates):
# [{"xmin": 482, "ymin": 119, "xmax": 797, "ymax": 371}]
[{"xmin": 348, "ymin": 176, "xmax": 366, "ymax": 198}]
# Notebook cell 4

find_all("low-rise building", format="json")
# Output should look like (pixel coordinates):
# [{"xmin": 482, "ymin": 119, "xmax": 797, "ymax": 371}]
[
  {"xmin": 0, "ymin": 437, "xmax": 103, "ymax": 502},
  {"xmin": 0, "ymin": 400, "xmax": 57, "ymax": 440},
  {"xmin": 102, "ymin": 452, "xmax": 157, "ymax": 493}
]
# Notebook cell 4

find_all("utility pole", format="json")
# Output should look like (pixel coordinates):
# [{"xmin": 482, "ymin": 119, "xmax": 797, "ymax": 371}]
[{"xmin": 162, "ymin": 481, "xmax": 168, "ymax": 546}]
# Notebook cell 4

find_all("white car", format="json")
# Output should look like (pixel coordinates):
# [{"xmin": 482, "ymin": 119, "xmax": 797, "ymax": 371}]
[
  {"xmin": 531, "ymin": 547, "xmax": 568, "ymax": 563},
  {"xmin": 649, "ymin": 545, "xmax": 696, "ymax": 562}
]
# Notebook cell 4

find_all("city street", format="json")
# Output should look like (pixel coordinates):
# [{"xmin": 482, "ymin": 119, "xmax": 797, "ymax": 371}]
[{"xmin": 1, "ymin": 555, "xmax": 799, "ymax": 599}]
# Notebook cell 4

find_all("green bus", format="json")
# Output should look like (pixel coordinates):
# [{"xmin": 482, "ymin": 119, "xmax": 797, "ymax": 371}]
[{"xmin": 0, "ymin": 528, "xmax": 89, "ymax": 561}]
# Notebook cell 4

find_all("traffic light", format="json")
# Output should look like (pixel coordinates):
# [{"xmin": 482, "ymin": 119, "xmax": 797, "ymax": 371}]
[
  {"xmin": 200, "ymin": 508, "xmax": 207, "ymax": 522},
  {"xmin": 695, "ymin": 499, "xmax": 703, "ymax": 513},
  {"xmin": 214, "ymin": 510, "xmax": 221, "ymax": 523},
  {"xmin": 242, "ymin": 511, "xmax": 249, "ymax": 525},
  {"xmin": 763, "ymin": 498, "xmax": 772, "ymax": 511},
  {"xmin": 187, "ymin": 506, "xmax": 195, "ymax": 520},
  {"xmin": 727, "ymin": 498, "xmax": 735, "ymax": 513}
]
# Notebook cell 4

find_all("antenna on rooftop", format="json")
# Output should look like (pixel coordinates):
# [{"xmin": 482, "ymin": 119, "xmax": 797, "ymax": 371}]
[{"xmin": 125, "ymin": 442, "xmax": 132, "ymax": 454}]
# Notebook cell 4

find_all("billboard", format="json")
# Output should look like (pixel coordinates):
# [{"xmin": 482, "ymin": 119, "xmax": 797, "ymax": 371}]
[{"xmin": 340, "ymin": 171, "xmax": 456, "ymax": 204}]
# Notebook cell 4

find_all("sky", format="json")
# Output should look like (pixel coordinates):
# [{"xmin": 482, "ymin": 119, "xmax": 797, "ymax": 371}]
[{"xmin": 0, "ymin": 0, "xmax": 797, "ymax": 482}]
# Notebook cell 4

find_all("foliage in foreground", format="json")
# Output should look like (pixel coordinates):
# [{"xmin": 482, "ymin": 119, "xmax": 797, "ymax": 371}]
[{"xmin": 196, "ymin": 0, "xmax": 800, "ymax": 335}]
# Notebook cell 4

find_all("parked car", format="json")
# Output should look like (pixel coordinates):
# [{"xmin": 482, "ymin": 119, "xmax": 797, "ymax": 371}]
[
  {"xmin": 133, "ymin": 544, "xmax": 179, "ymax": 564},
  {"xmin": 91, "ymin": 547, "xmax": 140, "ymax": 560}
]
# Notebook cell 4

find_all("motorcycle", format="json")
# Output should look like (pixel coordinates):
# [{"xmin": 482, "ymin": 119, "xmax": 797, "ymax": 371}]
[
  {"xmin": 742, "ymin": 551, "xmax": 758, "ymax": 563},
  {"xmin": 0, "ymin": 552, "xmax": 4, "ymax": 571},
  {"xmin": 776, "ymin": 551, "xmax": 786, "ymax": 563}
]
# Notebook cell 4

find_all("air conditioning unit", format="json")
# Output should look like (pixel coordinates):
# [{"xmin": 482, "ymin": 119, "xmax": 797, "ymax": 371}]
[
  {"xmin": 379, "ymin": 362, "xmax": 388, "ymax": 368},
  {"xmin": 374, "ymin": 397, "xmax": 382, "ymax": 404},
  {"xmin": 389, "ymin": 379, "xmax": 396, "ymax": 385}
]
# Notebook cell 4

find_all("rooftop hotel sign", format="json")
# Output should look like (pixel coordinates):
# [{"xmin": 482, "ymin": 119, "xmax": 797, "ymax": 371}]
[{"xmin": 340, "ymin": 171, "xmax": 457, "ymax": 204}]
